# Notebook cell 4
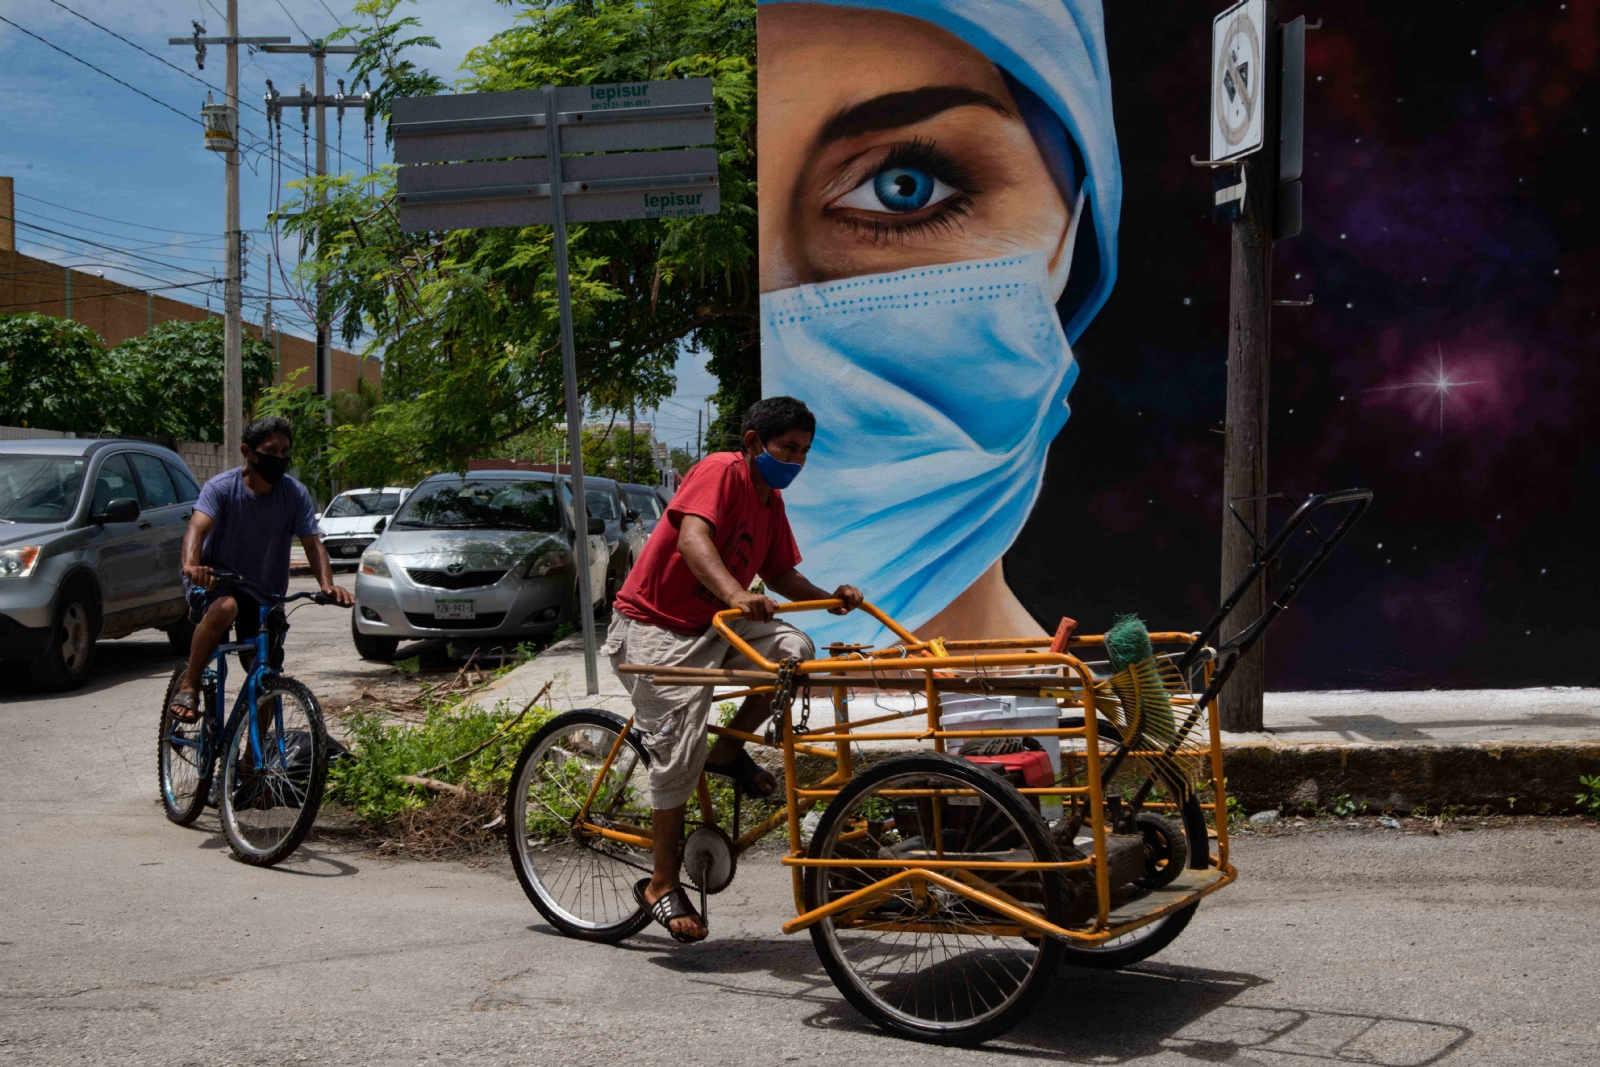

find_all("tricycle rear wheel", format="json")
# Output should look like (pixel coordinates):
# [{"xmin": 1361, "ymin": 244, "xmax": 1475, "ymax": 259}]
[{"xmin": 804, "ymin": 753, "xmax": 1065, "ymax": 1045}]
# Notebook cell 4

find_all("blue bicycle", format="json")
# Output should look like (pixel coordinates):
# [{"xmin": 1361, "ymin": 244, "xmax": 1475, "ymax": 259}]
[{"xmin": 157, "ymin": 573, "xmax": 344, "ymax": 866}]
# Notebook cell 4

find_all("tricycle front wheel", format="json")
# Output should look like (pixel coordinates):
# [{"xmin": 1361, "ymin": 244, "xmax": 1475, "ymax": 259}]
[{"xmin": 803, "ymin": 753, "xmax": 1066, "ymax": 1046}]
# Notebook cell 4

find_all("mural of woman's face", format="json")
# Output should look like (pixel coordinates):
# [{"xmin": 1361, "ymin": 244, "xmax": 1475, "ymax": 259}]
[{"xmin": 759, "ymin": 4, "xmax": 1074, "ymax": 298}]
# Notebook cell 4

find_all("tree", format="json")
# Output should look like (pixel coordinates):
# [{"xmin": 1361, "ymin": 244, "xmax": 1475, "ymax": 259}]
[
  {"xmin": 0, "ymin": 313, "xmax": 106, "ymax": 432},
  {"xmin": 282, "ymin": 0, "xmax": 757, "ymax": 486},
  {"xmin": 104, "ymin": 319, "xmax": 275, "ymax": 442}
]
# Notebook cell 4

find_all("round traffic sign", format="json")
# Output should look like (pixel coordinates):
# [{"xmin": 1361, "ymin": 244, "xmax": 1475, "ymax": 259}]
[{"xmin": 1214, "ymin": 13, "xmax": 1262, "ymax": 148}]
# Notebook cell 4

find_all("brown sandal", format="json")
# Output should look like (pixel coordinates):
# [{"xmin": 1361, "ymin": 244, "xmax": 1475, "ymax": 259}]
[{"xmin": 168, "ymin": 689, "xmax": 201, "ymax": 723}]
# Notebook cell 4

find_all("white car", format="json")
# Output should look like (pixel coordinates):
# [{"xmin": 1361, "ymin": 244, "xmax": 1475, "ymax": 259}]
[{"xmin": 317, "ymin": 486, "xmax": 411, "ymax": 569}]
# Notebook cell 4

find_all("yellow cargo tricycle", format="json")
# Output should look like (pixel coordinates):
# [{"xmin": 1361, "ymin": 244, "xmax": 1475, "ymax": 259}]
[{"xmin": 504, "ymin": 489, "xmax": 1371, "ymax": 1044}]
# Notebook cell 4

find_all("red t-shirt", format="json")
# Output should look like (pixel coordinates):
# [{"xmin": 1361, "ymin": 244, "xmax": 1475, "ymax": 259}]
[{"xmin": 614, "ymin": 452, "xmax": 802, "ymax": 634}]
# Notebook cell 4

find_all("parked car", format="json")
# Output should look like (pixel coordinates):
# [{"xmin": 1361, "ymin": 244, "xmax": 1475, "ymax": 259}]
[
  {"xmin": 350, "ymin": 469, "xmax": 610, "ymax": 662},
  {"xmin": 317, "ymin": 486, "xmax": 410, "ymax": 569},
  {"xmin": 618, "ymin": 481, "xmax": 667, "ymax": 535},
  {"xmin": 564, "ymin": 476, "xmax": 648, "ymax": 602},
  {"xmin": 0, "ymin": 438, "xmax": 203, "ymax": 691}
]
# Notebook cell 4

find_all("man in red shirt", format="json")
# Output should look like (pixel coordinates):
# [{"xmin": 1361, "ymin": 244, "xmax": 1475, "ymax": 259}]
[{"xmin": 604, "ymin": 396, "xmax": 862, "ymax": 943}]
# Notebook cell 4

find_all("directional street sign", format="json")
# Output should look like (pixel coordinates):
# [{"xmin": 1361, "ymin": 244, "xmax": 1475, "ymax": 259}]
[
  {"xmin": 389, "ymin": 78, "xmax": 721, "ymax": 693},
  {"xmin": 391, "ymin": 80, "xmax": 715, "ymax": 164},
  {"xmin": 396, "ymin": 147, "xmax": 720, "ymax": 229},
  {"xmin": 1210, "ymin": 0, "xmax": 1267, "ymax": 163}
]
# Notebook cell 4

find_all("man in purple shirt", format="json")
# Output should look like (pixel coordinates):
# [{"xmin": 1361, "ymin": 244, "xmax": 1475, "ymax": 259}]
[{"xmin": 166, "ymin": 416, "xmax": 354, "ymax": 721}]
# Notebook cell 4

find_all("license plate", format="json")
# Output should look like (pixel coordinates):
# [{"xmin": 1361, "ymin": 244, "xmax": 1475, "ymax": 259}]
[
  {"xmin": 340, "ymin": 544, "xmax": 362, "ymax": 556},
  {"xmin": 434, "ymin": 599, "xmax": 475, "ymax": 620}
]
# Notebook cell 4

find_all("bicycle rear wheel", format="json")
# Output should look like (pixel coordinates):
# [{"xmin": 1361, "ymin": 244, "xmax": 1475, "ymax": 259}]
[
  {"xmin": 219, "ymin": 676, "xmax": 328, "ymax": 866},
  {"xmin": 506, "ymin": 710, "xmax": 654, "ymax": 943},
  {"xmin": 157, "ymin": 667, "xmax": 211, "ymax": 826},
  {"xmin": 804, "ymin": 754, "xmax": 1065, "ymax": 1045}
]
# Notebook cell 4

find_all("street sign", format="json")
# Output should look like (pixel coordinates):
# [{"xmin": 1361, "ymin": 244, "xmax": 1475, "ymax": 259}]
[
  {"xmin": 389, "ymin": 78, "xmax": 721, "ymax": 694},
  {"xmin": 1210, "ymin": 0, "xmax": 1267, "ymax": 163},
  {"xmin": 391, "ymin": 80, "xmax": 715, "ymax": 164},
  {"xmin": 397, "ymin": 147, "xmax": 719, "ymax": 231}
]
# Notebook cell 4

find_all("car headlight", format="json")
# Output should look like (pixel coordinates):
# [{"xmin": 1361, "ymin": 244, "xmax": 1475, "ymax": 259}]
[
  {"xmin": 525, "ymin": 550, "xmax": 572, "ymax": 578},
  {"xmin": 0, "ymin": 546, "xmax": 41, "ymax": 579},
  {"xmin": 359, "ymin": 548, "xmax": 390, "ymax": 577}
]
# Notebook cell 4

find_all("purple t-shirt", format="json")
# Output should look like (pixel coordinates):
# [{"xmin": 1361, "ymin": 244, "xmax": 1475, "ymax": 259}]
[{"xmin": 191, "ymin": 468, "xmax": 320, "ymax": 597}]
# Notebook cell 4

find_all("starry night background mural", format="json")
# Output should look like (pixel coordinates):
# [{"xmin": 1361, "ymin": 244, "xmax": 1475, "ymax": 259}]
[{"xmin": 1009, "ymin": 0, "xmax": 1598, "ymax": 689}]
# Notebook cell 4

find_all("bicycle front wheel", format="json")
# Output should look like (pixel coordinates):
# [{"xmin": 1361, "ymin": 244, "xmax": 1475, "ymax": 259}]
[
  {"xmin": 804, "ymin": 754, "xmax": 1066, "ymax": 1045},
  {"xmin": 157, "ymin": 667, "xmax": 211, "ymax": 826},
  {"xmin": 219, "ymin": 676, "xmax": 328, "ymax": 866},
  {"xmin": 506, "ymin": 710, "xmax": 654, "ymax": 942}
]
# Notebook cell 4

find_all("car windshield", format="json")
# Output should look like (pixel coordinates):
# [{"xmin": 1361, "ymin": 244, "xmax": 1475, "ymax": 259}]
[
  {"xmin": 625, "ymin": 489, "xmax": 664, "ymax": 520},
  {"xmin": 584, "ymin": 487, "xmax": 618, "ymax": 521},
  {"xmin": 325, "ymin": 490, "xmax": 403, "ymax": 518},
  {"xmin": 391, "ymin": 478, "xmax": 559, "ymax": 531},
  {"xmin": 0, "ymin": 455, "xmax": 88, "ymax": 523}
]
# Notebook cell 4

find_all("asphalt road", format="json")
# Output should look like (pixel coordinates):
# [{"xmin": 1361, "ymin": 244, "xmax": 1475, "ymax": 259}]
[{"xmin": 4, "ymin": 586, "xmax": 1599, "ymax": 1065}]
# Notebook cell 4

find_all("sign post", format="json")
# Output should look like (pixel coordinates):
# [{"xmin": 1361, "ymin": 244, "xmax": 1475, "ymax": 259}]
[{"xmin": 392, "ymin": 79, "xmax": 719, "ymax": 693}]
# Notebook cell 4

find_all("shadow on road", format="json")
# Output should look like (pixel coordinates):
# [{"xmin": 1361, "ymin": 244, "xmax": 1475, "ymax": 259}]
[
  {"xmin": 637, "ymin": 938, "xmax": 1471, "ymax": 1064},
  {"xmin": 1, "ymin": 635, "xmax": 182, "ymax": 700}
]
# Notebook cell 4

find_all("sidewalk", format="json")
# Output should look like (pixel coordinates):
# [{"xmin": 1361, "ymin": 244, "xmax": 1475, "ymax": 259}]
[{"xmin": 477, "ymin": 636, "xmax": 1599, "ymax": 814}]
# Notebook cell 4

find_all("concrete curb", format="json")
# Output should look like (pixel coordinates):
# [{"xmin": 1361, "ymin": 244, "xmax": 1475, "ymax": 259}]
[{"xmin": 1221, "ymin": 740, "xmax": 1600, "ymax": 816}]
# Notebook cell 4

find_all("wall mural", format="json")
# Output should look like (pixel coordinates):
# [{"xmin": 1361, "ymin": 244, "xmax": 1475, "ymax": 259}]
[{"xmin": 759, "ymin": 0, "xmax": 1597, "ymax": 688}]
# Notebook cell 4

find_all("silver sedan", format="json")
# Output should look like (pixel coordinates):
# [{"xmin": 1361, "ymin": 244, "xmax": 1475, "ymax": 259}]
[{"xmin": 350, "ymin": 470, "xmax": 609, "ymax": 661}]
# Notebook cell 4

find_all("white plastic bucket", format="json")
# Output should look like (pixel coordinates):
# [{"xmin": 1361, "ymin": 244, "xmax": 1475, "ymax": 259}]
[{"xmin": 939, "ymin": 694, "xmax": 1062, "ymax": 819}]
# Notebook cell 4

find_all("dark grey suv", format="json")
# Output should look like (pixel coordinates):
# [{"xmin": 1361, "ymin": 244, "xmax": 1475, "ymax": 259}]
[{"xmin": 0, "ymin": 439, "xmax": 203, "ymax": 691}]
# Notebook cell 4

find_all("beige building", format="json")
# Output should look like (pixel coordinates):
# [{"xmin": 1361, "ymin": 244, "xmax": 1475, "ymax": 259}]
[{"xmin": 0, "ymin": 176, "xmax": 378, "ymax": 394}]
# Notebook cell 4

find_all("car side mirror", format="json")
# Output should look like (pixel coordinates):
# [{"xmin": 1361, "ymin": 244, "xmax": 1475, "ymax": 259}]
[
  {"xmin": 373, "ymin": 517, "xmax": 387, "ymax": 534},
  {"xmin": 315, "ymin": 512, "xmax": 323, "ymax": 523},
  {"xmin": 625, "ymin": 508, "xmax": 641, "ymax": 524},
  {"xmin": 587, "ymin": 517, "xmax": 606, "ymax": 535},
  {"xmin": 94, "ymin": 497, "xmax": 140, "ymax": 524}
]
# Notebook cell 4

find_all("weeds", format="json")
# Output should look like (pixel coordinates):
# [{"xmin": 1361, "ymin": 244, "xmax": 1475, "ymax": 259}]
[
  {"xmin": 1575, "ymin": 774, "xmax": 1600, "ymax": 816},
  {"xmin": 1330, "ymin": 793, "xmax": 1360, "ymax": 818},
  {"xmin": 327, "ymin": 697, "xmax": 556, "ymax": 823}
]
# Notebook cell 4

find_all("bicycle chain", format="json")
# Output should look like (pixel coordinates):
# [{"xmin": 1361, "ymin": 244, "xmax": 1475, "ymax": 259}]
[{"xmin": 764, "ymin": 656, "xmax": 803, "ymax": 745}]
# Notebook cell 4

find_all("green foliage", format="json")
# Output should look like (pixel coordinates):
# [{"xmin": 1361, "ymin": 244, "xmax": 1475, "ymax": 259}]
[
  {"xmin": 254, "ymin": 368, "xmax": 334, "ymax": 496},
  {"xmin": 326, "ymin": 699, "xmax": 556, "ymax": 822},
  {"xmin": 1575, "ymin": 774, "xmax": 1600, "ymax": 816},
  {"xmin": 0, "ymin": 313, "xmax": 108, "ymax": 432},
  {"xmin": 0, "ymin": 314, "xmax": 273, "ymax": 440},
  {"xmin": 1330, "ymin": 793, "xmax": 1360, "ymax": 818},
  {"xmin": 105, "ymin": 319, "xmax": 275, "ymax": 442},
  {"xmin": 280, "ymin": 0, "xmax": 758, "ymax": 486}
]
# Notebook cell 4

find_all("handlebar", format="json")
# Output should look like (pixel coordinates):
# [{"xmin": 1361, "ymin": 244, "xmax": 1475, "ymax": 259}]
[{"xmin": 202, "ymin": 570, "xmax": 350, "ymax": 609}]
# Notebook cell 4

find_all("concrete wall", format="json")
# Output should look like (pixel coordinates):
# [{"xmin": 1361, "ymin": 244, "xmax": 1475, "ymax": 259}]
[
  {"xmin": 174, "ymin": 441, "xmax": 231, "ymax": 484},
  {"xmin": 0, "ymin": 248, "xmax": 379, "ymax": 395}
]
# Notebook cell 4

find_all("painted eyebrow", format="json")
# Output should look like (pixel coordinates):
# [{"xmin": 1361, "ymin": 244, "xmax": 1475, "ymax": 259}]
[{"xmin": 816, "ymin": 86, "xmax": 1014, "ymax": 145}]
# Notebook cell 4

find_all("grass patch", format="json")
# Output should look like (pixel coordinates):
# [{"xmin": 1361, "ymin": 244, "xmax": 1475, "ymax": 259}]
[{"xmin": 327, "ymin": 697, "xmax": 556, "ymax": 824}]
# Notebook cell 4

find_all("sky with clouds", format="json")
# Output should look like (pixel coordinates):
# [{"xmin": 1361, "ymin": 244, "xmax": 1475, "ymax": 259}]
[{"xmin": 0, "ymin": 0, "xmax": 716, "ymax": 454}]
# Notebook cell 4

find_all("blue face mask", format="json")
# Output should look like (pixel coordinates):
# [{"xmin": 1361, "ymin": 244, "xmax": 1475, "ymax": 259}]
[
  {"xmin": 753, "ymin": 448, "xmax": 803, "ymax": 490},
  {"xmin": 761, "ymin": 249, "xmax": 1079, "ymax": 647}
]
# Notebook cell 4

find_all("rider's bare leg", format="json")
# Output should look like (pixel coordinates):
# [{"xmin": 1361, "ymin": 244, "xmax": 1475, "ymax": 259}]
[
  {"xmin": 706, "ymin": 693, "xmax": 778, "ymax": 793},
  {"xmin": 174, "ymin": 597, "xmax": 238, "ymax": 705},
  {"xmin": 645, "ymin": 802, "xmax": 706, "ymax": 940}
]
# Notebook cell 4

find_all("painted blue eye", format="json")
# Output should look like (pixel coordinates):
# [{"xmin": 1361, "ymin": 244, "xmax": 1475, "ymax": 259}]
[{"xmin": 872, "ymin": 167, "xmax": 936, "ymax": 212}]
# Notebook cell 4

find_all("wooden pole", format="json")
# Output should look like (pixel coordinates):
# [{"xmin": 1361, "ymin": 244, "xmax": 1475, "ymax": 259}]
[{"xmin": 1219, "ymin": 0, "xmax": 1279, "ymax": 733}]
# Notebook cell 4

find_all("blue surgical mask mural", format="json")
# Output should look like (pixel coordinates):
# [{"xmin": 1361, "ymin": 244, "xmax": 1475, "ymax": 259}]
[{"xmin": 758, "ymin": 0, "xmax": 1120, "ymax": 647}]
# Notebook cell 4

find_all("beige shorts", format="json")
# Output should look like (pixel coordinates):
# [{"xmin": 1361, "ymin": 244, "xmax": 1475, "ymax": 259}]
[{"xmin": 602, "ymin": 612, "xmax": 815, "ymax": 809}]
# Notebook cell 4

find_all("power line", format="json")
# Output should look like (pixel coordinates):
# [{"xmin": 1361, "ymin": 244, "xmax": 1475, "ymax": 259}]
[
  {"xmin": 273, "ymin": 0, "xmax": 314, "ymax": 43},
  {"xmin": 313, "ymin": 0, "xmax": 345, "ymax": 29},
  {"xmin": 0, "ymin": 279, "xmax": 216, "ymax": 312},
  {"xmin": 41, "ymin": 0, "xmax": 275, "ymax": 124},
  {"xmin": 0, "ymin": 14, "xmax": 202, "ymax": 128},
  {"xmin": 5, "ymin": 215, "xmax": 219, "ymax": 279}
]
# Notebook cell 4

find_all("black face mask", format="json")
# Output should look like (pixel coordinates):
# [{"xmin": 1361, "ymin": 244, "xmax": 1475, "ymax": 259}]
[{"xmin": 250, "ymin": 450, "xmax": 290, "ymax": 485}]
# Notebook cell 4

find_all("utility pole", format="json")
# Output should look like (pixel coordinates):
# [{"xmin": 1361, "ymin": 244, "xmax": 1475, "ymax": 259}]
[
  {"xmin": 171, "ymin": 14, "xmax": 289, "ymax": 448},
  {"xmin": 261, "ymin": 39, "xmax": 362, "ymax": 417},
  {"xmin": 1202, "ymin": 1, "xmax": 1305, "ymax": 731},
  {"xmin": 695, "ymin": 409, "xmax": 702, "ymax": 463},
  {"xmin": 627, "ymin": 397, "xmax": 636, "ymax": 483}
]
